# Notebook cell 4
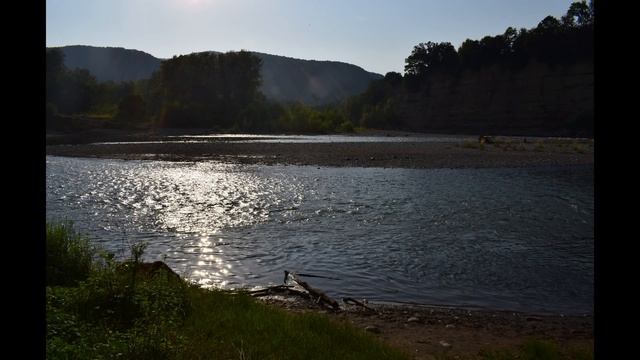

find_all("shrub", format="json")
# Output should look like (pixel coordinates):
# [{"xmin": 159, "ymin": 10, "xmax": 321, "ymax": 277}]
[
  {"xmin": 337, "ymin": 120, "xmax": 355, "ymax": 133},
  {"xmin": 46, "ymin": 221, "xmax": 95, "ymax": 286}
]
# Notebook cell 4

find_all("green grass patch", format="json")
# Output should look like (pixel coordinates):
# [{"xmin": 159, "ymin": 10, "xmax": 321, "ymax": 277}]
[
  {"xmin": 462, "ymin": 140, "xmax": 485, "ymax": 150},
  {"xmin": 47, "ymin": 221, "xmax": 95, "ymax": 286},
  {"xmin": 573, "ymin": 143, "xmax": 587, "ymax": 154},
  {"xmin": 435, "ymin": 339, "xmax": 592, "ymax": 360},
  {"xmin": 46, "ymin": 222, "xmax": 409, "ymax": 360},
  {"xmin": 178, "ymin": 288, "xmax": 408, "ymax": 360}
]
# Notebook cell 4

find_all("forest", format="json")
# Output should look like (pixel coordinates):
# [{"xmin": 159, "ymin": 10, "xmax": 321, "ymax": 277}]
[{"xmin": 46, "ymin": 0, "xmax": 593, "ymax": 136}]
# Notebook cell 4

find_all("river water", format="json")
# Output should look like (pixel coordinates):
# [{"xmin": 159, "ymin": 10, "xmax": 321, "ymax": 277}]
[{"xmin": 46, "ymin": 155, "xmax": 593, "ymax": 315}]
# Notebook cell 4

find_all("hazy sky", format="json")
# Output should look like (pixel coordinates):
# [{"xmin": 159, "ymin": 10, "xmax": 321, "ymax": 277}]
[{"xmin": 46, "ymin": 0, "xmax": 574, "ymax": 75}]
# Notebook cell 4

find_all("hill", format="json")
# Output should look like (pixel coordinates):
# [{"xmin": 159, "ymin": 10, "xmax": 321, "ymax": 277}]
[{"xmin": 50, "ymin": 45, "xmax": 382, "ymax": 106}]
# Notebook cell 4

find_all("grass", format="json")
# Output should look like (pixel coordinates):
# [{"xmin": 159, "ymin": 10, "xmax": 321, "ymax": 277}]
[
  {"xmin": 46, "ymin": 221, "xmax": 95, "ymax": 286},
  {"xmin": 436, "ymin": 339, "xmax": 592, "ymax": 360},
  {"xmin": 461, "ymin": 140, "xmax": 485, "ymax": 150},
  {"xmin": 46, "ymin": 222, "xmax": 410, "ymax": 360},
  {"xmin": 573, "ymin": 143, "xmax": 588, "ymax": 154},
  {"xmin": 178, "ymin": 288, "xmax": 407, "ymax": 360}
]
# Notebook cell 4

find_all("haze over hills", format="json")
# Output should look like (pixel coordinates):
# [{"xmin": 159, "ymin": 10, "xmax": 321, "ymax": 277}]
[{"xmin": 50, "ymin": 45, "xmax": 383, "ymax": 106}]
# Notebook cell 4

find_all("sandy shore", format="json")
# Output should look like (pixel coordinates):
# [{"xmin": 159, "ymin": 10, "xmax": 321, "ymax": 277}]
[
  {"xmin": 262, "ymin": 296, "xmax": 593, "ymax": 359},
  {"xmin": 46, "ymin": 137, "xmax": 593, "ymax": 169}
]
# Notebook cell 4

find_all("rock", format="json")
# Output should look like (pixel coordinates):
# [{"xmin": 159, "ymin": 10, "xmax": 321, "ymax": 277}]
[
  {"xmin": 445, "ymin": 324, "xmax": 455, "ymax": 329},
  {"xmin": 439, "ymin": 340, "xmax": 452, "ymax": 348},
  {"xmin": 365, "ymin": 326, "xmax": 380, "ymax": 334},
  {"xmin": 407, "ymin": 317, "xmax": 421, "ymax": 323}
]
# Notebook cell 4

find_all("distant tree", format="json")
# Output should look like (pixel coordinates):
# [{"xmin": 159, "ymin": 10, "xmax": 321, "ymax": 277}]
[
  {"xmin": 116, "ymin": 93, "xmax": 146, "ymax": 124},
  {"xmin": 404, "ymin": 42, "xmax": 459, "ymax": 78},
  {"xmin": 458, "ymin": 39, "xmax": 483, "ymax": 70},
  {"xmin": 46, "ymin": 49, "xmax": 66, "ymax": 108},
  {"xmin": 501, "ymin": 27, "xmax": 518, "ymax": 56},
  {"xmin": 52, "ymin": 68, "xmax": 99, "ymax": 114},
  {"xmin": 158, "ymin": 51, "xmax": 262, "ymax": 128},
  {"xmin": 536, "ymin": 16, "xmax": 563, "ymax": 33},
  {"xmin": 563, "ymin": 1, "xmax": 593, "ymax": 27},
  {"xmin": 384, "ymin": 72, "xmax": 403, "ymax": 87},
  {"xmin": 46, "ymin": 49, "xmax": 65, "ymax": 77},
  {"xmin": 46, "ymin": 48, "xmax": 104, "ymax": 115}
]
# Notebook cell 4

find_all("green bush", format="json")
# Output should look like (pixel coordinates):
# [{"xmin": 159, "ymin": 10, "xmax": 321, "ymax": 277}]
[
  {"xmin": 46, "ymin": 221, "xmax": 95, "ymax": 286},
  {"xmin": 337, "ymin": 120, "xmax": 356, "ymax": 133},
  {"xmin": 47, "ymin": 241, "xmax": 191, "ymax": 359}
]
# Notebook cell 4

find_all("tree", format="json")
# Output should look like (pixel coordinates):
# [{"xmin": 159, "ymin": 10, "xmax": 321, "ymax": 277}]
[
  {"xmin": 458, "ymin": 39, "xmax": 483, "ymax": 69},
  {"xmin": 46, "ymin": 49, "xmax": 65, "ymax": 77},
  {"xmin": 46, "ymin": 49, "xmax": 66, "ymax": 108},
  {"xmin": 537, "ymin": 16, "xmax": 563, "ymax": 33},
  {"xmin": 384, "ymin": 72, "xmax": 403, "ymax": 87},
  {"xmin": 563, "ymin": 1, "xmax": 593, "ymax": 27},
  {"xmin": 116, "ymin": 93, "xmax": 146, "ymax": 124},
  {"xmin": 404, "ymin": 42, "xmax": 459, "ymax": 77},
  {"xmin": 157, "ymin": 51, "xmax": 262, "ymax": 128}
]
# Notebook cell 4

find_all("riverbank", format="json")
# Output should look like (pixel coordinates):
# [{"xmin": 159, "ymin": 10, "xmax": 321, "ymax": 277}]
[
  {"xmin": 47, "ymin": 222, "xmax": 593, "ymax": 359},
  {"xmin": 46, "ymin": 135, "xmax": 593, "ymax": 169},
  {"xmin": 261, "ymin": 294, "xmax": 593, "ymax": 359}
]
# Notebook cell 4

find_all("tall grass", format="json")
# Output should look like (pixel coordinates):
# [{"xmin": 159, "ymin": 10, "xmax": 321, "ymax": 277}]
[
  {"xmin": 178, "ymin": 288, "xmax": 408, "ymax": 360},
  {"xmin": 46, "ymin": 221, "xmax": 95, "ymax": 286}
]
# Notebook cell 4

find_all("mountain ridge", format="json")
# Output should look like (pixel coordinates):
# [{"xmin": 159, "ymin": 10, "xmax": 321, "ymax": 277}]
[{"xmin": 48, "ymin": 45, "xmax": 383, "ymax": 106}]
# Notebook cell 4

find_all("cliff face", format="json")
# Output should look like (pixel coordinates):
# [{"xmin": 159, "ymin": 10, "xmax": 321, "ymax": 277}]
[{"xmin": 399, "ymin": 61, "xmax": 593, "ymax": 136}]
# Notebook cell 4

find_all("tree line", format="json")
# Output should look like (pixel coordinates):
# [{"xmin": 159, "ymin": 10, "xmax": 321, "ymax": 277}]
[
  {"xmin": 341, "ymin": 0, "xmax": 594, "ymax": 132},
  {"xmin": 46, "ymin": 50, "xmax": 355, "ymax": 133},
  {"xmin": 46, "ymin": 0, "xmax": 593, "ymax": 135}
]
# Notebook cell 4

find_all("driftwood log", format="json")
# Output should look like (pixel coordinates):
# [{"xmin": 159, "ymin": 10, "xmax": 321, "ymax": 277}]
[
  {"xmin": 284, "ymin": 271, "xmax": 341, "ymax": 311},
  {"xmin": 249, "ymin": 285, "xmax": 311, "ymax": 300}
]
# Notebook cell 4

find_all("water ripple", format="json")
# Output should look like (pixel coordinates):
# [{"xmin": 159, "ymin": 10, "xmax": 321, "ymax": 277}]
[{"xmin": 46, "ymin": 156, "xmax": 593, "ymax": 314}]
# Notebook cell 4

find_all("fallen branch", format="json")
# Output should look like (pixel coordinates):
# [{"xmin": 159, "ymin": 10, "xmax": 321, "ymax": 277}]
[
  {"xmin": 249, "ymin": 285, "xmax": 311, "ymax": 299},
  {"xmin": 285, "ymin": 271, "xmax": 340, "ymax": 311},
  {"xmin": 248, "ymin": 285, "xmax": 294, "ymax": 294},
  {"xmin": 342, "ymin": 297, "xmax": 376, "ymax": 313}
]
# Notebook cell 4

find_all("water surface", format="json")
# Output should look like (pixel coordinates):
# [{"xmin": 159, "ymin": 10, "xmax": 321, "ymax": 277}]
[{"xmin": 46, "ymin": 156, "xmax": 593, "ymax": 314}]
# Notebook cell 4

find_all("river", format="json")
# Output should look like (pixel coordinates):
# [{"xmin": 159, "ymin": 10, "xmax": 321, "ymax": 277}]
[{"xmin": 46, "ymin": 155, "xmax": 593, "ymax": 315}]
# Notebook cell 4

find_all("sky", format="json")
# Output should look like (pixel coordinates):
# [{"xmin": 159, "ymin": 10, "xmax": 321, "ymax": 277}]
[{"xmin": 46, "ymin": 0, "xmax": 575, "ymax": 75}]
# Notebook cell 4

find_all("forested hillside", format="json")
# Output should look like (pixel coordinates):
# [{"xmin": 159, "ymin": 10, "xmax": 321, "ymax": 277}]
[{"xmin": 52, "ymin": 46, "xmax": 381, "ymax": 106}]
